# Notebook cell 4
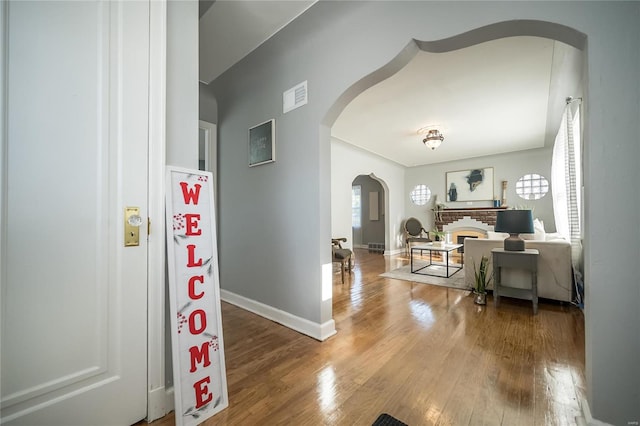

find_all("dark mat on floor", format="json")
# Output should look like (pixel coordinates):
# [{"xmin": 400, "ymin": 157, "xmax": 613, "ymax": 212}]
[{"xmin": 372, "ymin": 413, "xmax": 408, "ymax": 426}]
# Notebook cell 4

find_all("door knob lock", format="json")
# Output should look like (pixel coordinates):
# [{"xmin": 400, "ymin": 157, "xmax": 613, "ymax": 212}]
[{"xmin": 124, "ymin": 207, "xmax": 142, "ymax": 247}]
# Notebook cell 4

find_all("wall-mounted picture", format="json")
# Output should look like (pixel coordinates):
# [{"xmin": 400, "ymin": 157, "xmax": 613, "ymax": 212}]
[
  {"xmin": 248, "ymin": 119, "xmax": 275, "ymax": 167},
  {"xmin": 446, "ymin": 167, "xmax": 494, "ymax": 202}
]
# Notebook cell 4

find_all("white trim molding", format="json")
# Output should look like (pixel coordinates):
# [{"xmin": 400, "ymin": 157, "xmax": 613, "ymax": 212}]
[
  {"xmin": 146, "ymin": 0, "xmax": 167, "ymax": 422},
  {"xmin": 221, "ymin": 289, "xmax": 337, "ymax": 341},
  {"xmin": 384, "ymin": 248, "xmax": 404, "ymax": 256},
  {"xmin": 577, "ymin": 398, "xmax": 614, "ymax": 426}
]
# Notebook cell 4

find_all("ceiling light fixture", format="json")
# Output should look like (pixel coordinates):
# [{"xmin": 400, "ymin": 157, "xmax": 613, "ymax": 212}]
[{"xmin": 417, "ymin": 127, "xmax": 444, "ymax": 150}]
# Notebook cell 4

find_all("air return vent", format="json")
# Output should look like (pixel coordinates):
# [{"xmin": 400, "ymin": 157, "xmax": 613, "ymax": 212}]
[{"xmin": 283, "ymin": 80, "xmax": 308, "ymax": 113}]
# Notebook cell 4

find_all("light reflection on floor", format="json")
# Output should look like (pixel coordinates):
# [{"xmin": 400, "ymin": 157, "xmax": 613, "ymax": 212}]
[
  {"xmin": 316, "ymin": 365, "xmax": 337, "ymax": 413},
  {"xmin": 409, "ymin": 299, "xmax": 436, "ymax": 329},
  {"xmin": 545, "ymin": 363, "xmax": 582, "ymax": 418}
]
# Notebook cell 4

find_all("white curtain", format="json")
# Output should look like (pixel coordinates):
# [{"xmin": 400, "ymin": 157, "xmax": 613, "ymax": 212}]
[{"xmin": 551, "ymin": 103, "xmax": 583, "ymax": 303}]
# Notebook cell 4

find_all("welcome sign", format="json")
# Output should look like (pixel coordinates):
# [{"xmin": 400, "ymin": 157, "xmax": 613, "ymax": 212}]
[{"xmin": 166, "ymin": 167, "xmax": 228, "ymax": 426}]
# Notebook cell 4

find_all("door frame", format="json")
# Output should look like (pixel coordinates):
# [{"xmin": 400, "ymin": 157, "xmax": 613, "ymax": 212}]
[
  {"xmin": 147, "ymin": 0, "xmax": 169, "ymax": 422},
  {"xmin": 0, "ymin": 2, "xmax": 6, "ymax": 299},
  {"xmin": 199, "ymin": 120, "xmax": 216, "ymax": 172}
]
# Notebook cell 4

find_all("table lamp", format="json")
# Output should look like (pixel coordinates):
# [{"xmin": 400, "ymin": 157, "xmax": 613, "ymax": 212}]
[{"xmin": 494, "ymin": 209, "xmax": 534, "ymax": 251}]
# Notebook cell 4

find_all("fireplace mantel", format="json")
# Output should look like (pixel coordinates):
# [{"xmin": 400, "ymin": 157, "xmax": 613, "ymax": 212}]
[{"xmin": 441, "ymin": 207, "xmax": 507, "ymax": 212}]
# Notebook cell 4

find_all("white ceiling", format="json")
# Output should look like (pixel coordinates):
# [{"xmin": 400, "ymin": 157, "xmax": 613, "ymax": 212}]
[
  {"xmin": 333, "ymin": 37, "xmax": 559, "ymax": 167},
  {"xmin": 199, "ymin": 1, "xmax": 317, "ymax": 83},
  {"xmin": 200, "ymin": 5, "xmax": 581, "ymax": 167}
]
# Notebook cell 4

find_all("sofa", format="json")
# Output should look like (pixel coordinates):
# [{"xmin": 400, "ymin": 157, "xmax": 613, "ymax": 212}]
[{"xmin": 463, "ymin": 235, "xmax": 573, "ymax": 302}]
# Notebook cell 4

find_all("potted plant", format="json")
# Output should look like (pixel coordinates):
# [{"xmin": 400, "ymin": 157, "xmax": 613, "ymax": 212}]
[
  {"xmin": 431, "ymin": 229, "xmax": 446, "ymax": 246},
  {"xmin": 473, "ymin": 255, "xmax": 492, "ymax": 305}
]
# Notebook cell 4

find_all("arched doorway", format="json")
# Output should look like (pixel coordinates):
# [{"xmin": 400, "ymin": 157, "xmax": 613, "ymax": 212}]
[{"xmin": 351, "ymin": 174, "xmax": 388, "ymax": 253}]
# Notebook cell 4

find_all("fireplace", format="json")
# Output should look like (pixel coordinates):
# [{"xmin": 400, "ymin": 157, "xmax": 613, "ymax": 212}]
[
  {"xmin": 435, "ymin": 207, "xmax": 505, "ymax": 232},
  {"xmin": 435, "ymin": 208, "xmax": 504, "ymax": 262}
]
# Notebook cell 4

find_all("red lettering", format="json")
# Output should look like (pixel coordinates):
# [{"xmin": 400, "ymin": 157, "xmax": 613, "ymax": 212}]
[
  {"xmin": 193, "ymin": 376, "xmax": 213, "ymax": 409},
  {"xmin": 179, "ymin": 182, "xmax": 202, "ymax": 205},
  {"xmin": 188, "ymin": 309, "xmax": 207, "ymax": 334},
  {"xmin": 188, "ymin": 275, "xmax": 205, "ymax": 300},
  {"xmin": 188, "ymin": 342, "xmax": 211, "ymax": 373},
  {"xmin": 186, "ymin": 244, "xmax": 202, "ymax": 267},
  {"xmin": 185, "ymin": 214, "xmax": 202, "ymax": 236}
]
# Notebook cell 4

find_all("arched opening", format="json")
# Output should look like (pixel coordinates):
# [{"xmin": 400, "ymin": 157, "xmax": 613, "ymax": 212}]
[
  {"xmin": 325, "ymin": 19, "xmax": 586, "ymax": 322},
  {"xmin": 350, "ymin": 173, "xmax": 388, "ymax": 253}
]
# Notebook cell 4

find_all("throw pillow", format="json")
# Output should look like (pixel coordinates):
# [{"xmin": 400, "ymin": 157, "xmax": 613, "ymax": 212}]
[
  {"xmin": 487, "ymin": 231, "xmax": 509, "ymax": 240},
  {"xmin": 521, "ymin": 218, "xmax": 546, "ymax": 240}
]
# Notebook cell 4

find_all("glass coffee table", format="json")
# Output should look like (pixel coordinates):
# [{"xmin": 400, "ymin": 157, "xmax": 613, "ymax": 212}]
[{"xmin": 410, "ymin": 243, "xmax": 463, "ymax": 278}]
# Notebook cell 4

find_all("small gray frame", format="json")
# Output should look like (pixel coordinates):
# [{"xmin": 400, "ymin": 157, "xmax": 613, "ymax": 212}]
[{"xmin": 248, "ymin": 119, "xmax": 275, "ymax": 167}]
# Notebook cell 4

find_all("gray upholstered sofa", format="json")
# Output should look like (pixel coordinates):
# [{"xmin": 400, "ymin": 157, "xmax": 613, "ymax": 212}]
[{"xmin": 463, "ymin": 236, "xmax": 573, "ymax": 302}]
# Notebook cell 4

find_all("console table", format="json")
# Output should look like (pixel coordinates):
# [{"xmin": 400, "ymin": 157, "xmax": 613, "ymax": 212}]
[{"xmin": 491, "ymin": 248, "xmax": 539, "ymax": 314}]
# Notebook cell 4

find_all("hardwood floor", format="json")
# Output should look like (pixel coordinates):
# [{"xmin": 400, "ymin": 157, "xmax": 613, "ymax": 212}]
[{"xmin": 145, "ymin": 249, "xmax": 585, "ymax": 426}]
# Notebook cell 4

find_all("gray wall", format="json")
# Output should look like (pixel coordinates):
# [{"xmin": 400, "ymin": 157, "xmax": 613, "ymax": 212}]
[
  {"xmin": 209, "ymin": 3, "xmax": 640, "ymax": 423},
  {"xmin": 352, "ymin": 175, "xmax": 385, "ymax": 248},
  {"xmin": 166, "ymin": 1, "xmax": 198, "ymax": 169},
  {"xmin": 406, "ymin": 148, "xmax": 556, "ymax": 232}
]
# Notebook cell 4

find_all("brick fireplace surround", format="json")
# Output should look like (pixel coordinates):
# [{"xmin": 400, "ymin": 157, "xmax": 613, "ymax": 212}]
[
  {"xmin": 431, "ymin": 207, "xmax": 507, "ymax": 263},
  {"xmin": 434, "ymin": 207, "xmax": 507, "ymax": 233}
]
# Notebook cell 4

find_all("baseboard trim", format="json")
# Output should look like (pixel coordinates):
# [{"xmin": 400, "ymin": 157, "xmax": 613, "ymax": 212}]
[
  {"xmin": 577, "ymin": 397, "xmax": 614, "ymax": 426},
  {"xmin": 147, "ymin": 386, "xmax": 168, "ymax": 422},
  {"xmin": 165, "ymin": 387, "xmax": 174, "ymax": 414},
  {"xmin": 384, "ymin": 248, "xmax": 404, "ymax": 256},
  {"xmin": 220, "ymin": 289, "xmax": 337, "ymax": 341}
]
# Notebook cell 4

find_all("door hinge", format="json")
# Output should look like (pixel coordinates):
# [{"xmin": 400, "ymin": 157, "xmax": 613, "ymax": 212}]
[{"xmin": 148, "ymin": 218, "xmax": 151, "ymax": 236}]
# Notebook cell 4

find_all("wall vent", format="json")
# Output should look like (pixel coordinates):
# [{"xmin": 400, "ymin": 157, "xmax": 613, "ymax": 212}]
[
  {"xmin": 367, "ymin": 243, "xmax": 384, "ymax": 254},
  {"xmin": 283, "ymin": 80, "xmax": 308, "ymax": 113}
]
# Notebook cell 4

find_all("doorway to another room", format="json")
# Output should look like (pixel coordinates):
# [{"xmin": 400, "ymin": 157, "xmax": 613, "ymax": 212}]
[{"xmin": 351, "ymin": 174, "xmax": 386, "ymax": 254}]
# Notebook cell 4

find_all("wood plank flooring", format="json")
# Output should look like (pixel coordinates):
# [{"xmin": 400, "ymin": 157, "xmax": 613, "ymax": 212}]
[{"xmin": 144, "ymin": 249, "xmax": 585, "ymax": 425}]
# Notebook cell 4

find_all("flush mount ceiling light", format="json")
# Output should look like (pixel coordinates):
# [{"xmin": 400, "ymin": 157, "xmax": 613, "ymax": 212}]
[{"xmin": 417, "ymin": 126, "xmax": 444, "ymax": 150}]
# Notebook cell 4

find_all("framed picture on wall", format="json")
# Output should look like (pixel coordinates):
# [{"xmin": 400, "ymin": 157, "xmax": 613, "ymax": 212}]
[
  {"xmin": 248, "ymin": 119, "xmax": 275, "ymax": 167},
  {"xmin": 446, "ymin": 167, "xmax": 494, "ymax": 202}
]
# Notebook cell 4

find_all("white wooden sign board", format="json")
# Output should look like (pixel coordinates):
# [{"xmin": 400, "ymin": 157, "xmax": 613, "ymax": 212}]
[{"xmin": 165, "ymin": 166, "xmax": 228, "ymax": 425}]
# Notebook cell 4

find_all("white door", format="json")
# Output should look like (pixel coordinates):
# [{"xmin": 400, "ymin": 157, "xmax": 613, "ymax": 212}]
[{"xmin": 1, "ymin": 1, "xmax": 150, "ymax": 424}]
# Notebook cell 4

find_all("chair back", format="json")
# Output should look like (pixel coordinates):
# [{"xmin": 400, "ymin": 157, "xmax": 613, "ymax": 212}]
[{"xmin": 405, "ymin": 217, "xmax": 424, "ymax": 237}]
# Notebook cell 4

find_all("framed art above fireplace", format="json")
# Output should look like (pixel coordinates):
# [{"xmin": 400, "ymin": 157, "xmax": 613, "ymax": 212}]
[{"xmin": 446, "ymin": 167, "xmax": 494, "ymax": 202}]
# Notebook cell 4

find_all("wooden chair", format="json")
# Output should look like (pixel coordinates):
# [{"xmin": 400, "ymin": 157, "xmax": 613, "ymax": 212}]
[
  {"xmin": 332, "ymin": 238, "xmax": 353, "ymax": 283},
  {"xmin": 404, "ymin": 217, "xmax": 432, "ymax": 254}
]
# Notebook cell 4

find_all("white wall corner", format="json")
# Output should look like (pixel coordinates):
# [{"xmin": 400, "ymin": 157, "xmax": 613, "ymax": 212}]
[
  {"xmin": 319, "ymin": 319, "xmax": 337, "ymax": 341},
  {"xmin": 221, "ymin": 289, "xmax": 337, "ymax": 341},
  {"xmin": 577, "ymin": 397, "xmax": 615, "ymax": 426}
]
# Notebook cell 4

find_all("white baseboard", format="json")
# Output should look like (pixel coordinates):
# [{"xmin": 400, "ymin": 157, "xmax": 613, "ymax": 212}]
[
  {"xmin": 165, "ymin": 386, "xmax": 174, "ymax": 414},
  {"xmin": 577, "ymin": 397, "xmax": 614, "ymax": 426},
  {"xmin": 220, "ymin": 289, "xmax": 337, "ymax": 341},
  {"xmin": 147, "ymin": 386, "xmax": 168, "ymax": 422},
  {"xmin": 384, "ymin": 248, "xmax": 404, "ymax": 256}
]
